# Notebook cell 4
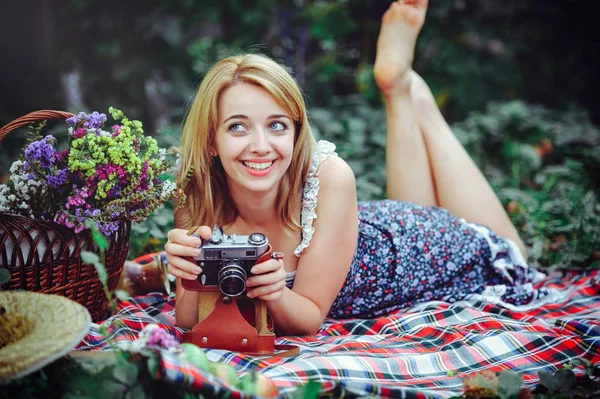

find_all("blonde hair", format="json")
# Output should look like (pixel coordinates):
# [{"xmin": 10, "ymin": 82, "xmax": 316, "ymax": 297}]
[{"xmin": 175, "ymin": 54, "xmax": 316, "ymax": 231}]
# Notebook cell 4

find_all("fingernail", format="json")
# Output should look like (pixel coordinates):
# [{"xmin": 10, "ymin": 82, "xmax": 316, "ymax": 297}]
[
  {"xmin": 194, "ymin": 249, "xmax": 202, "ymax": 256},
  {"xmin": 195, "ymin": 267, "xmax": 202, "ymax": 274},
  {"xmin": 246, "ymin": 291, "xmax": 254, "ymax": 298},
  {"xmin": 250, "ymin": 268, "xmax": 256, "ymax": 274},
  {"xmin": 246, "ymin": 279, "xmax": 253, "ymax": 287}
]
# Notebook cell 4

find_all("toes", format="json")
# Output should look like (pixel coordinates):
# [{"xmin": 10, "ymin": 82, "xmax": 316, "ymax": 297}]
[{"xmin": 383, "ymin": 1, "xmax": 426, "ymax": 28}]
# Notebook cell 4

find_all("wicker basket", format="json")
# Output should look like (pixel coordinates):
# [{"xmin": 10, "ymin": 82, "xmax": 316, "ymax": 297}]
[{"xmin": 0, "ymin": 110, "xmax": 131, "ymax": 322}]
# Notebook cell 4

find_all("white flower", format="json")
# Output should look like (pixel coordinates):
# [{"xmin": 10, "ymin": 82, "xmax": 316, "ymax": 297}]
[
  {"xmin": 157, "ymin": 148, "xmax": 167, "ymax": 163},
  {"xmin": 161, "ymin": 180, "xmax": 177, "ymax": 199},
  {"xmin": 9, "ymin": 161, "xmax": 23, "ymax": 174}
]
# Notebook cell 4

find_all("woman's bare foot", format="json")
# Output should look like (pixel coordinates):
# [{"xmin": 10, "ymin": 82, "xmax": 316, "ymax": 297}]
[{"xmin": 374, "ymin": 0, "xmax": 428, "ymax": 98}]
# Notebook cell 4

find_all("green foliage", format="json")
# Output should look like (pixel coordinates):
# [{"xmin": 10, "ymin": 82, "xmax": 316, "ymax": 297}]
[{"xmin": 453, "ymin": 101, "xmax": 600, "ymax": 270}]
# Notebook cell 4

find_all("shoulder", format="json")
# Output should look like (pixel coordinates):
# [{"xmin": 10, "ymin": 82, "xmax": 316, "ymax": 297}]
[{"xmin": 318, "ymin": 155, "xmax": 356, "ymax": 192}]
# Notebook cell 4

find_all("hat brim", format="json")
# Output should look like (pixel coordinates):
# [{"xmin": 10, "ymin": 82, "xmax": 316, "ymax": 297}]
[{"xmin": 0, "ymin": 291, "xmax": 91, "ymax": 382}]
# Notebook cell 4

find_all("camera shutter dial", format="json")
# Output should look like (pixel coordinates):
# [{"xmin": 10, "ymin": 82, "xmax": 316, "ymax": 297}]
[
  {"xmin": 248, "ymin": 232, "xmax": 267, "ymax": 246},
  {"xmin": 209, "ymin": 236, "xmax": 223, "ymax": 245}
]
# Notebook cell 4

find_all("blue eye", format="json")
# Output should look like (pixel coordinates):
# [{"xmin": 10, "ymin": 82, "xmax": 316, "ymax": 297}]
[
  {"xmin": 270, "ymin": 121, "xmax": 287, "ymax": 131},
  {"xmin": 228, "ymin": 123, "xmax": 246, "ymax": 132}
]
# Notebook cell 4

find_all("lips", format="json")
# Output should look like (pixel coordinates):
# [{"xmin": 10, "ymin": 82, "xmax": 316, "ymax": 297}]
[
  {"xmin": 242, "ymin": 160, "xmax": 274, "ymax": 171},
  {"xmin": 240, "ymin": 160, "xmax": 276, "ymax": 177}
]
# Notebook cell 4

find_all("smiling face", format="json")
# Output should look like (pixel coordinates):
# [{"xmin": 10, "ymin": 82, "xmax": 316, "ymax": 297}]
[{"xmin": 214, "ymin": 82, "xmax": 295, "ymax": 198}]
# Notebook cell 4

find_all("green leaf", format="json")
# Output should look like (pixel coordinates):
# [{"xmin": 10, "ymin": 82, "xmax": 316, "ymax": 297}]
[
  {"xmin": 114, "ymin": 289, "xmax": 131, "ymax": 301},
  {"xmin": 290, "ymin": 380, "xmax": 321, "ymax": 399},
  {"xmin": 238, "ymin": 372, "xmax": 258, "ymax": 395},
  {"xmin": 209, "ymin": 363, "xmax": 239, "ymax": 386},
  {"xmin": 151, "ymin": 212, "xmax": 172, "ymax": 226},
  {"xmin": 0, "ymin": 268, "xmax": 10, "ymax": 286},
  {"xmin": 80, "ymin": 250, "xmax": 100, "ymax": 265},
  {"xmin": 85, "ymin": 220, "xmax": 108, "ymax": 251},
  {"xmin": 570, "ymin": 358, "xmax": 592, "ymax": 368},
  {"xmin": 149, "ymin": 225, "xmax": 165, "ymax": 239},
  {"xmin": 91, "ymin": 229, "xmax": 109, "ymax": 252},
  {"xmin": 81, "ymin": 251, "xmax": 107, "ymax": 285},
  {"xmin": 146, "ymin": 352, "xmax": 161, "ymax": 380},
  {"xmin": 181, "ymin": 343, "xmax": 210, "ymax": 371},
  {"xmin": 112, "ymin": 360, "xmax": 138, "ymax": 384},
  {"xmin": 537, "ymin": 370, "xmax": 558, "ymax": 393},
  {"xmin": 498, "ymin": 370, "xmax": 523, "ymax": 399},
  {"xmin": 553, "ymin": 368, "xmax": 576, "ymax": 394}
]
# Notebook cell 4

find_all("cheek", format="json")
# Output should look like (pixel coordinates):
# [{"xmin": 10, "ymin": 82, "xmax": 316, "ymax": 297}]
[{"xmin": 275, "ymin": 136, "xmax": 295, "ymax": 158}]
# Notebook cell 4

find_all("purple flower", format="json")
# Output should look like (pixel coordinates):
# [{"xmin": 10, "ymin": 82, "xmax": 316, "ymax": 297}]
[
  {"xmin": 66, "ymin": 111, "xmax": 107, "ymax": 129},
  {"xmin": 107, "ymin": 184, "xmax": 122, "ymax": 198},
  {"xmin": 98, "ymin": 220, "xmax": 120, "ymax": 236},
  {"xmin": 146, "ymin": 327, "xmax": 179, "ymax": 349},
  {"xmin": 85, "ymin": 111, "xmax": 107, "ymax": 129},
  {"xmin": 46, "ymin": 168, "xmax": 68, "ymax": 188},
  {"xmin": 65, "ymin": 186, "xmax": 89, "ymax": 209},
  {"xmin": 24, "ymin": 136, "xmax": 57, "ymax": 168}
]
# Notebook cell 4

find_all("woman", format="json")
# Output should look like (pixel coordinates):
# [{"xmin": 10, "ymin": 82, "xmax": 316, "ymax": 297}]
[{"xmin": 165, "ymin": 0, "xmax": 546, "ymax": 335}]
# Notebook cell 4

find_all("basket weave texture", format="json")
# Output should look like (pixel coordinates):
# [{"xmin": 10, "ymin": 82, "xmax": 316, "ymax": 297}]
[{"xmin": 0, "ymin": 110, "xmax": 131, "ymax": 322}]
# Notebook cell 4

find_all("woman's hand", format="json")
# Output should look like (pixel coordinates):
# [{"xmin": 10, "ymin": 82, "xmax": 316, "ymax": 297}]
[
  {"xmin": 165, "ymin": 226, "xmax": 212, "ymax": 280},
  {"xmin": 245, "ymin": 255, "xmax": 286, "ymax": 302}
]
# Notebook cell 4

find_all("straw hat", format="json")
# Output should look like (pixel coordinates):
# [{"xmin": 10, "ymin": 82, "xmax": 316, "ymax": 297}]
[{"xmin": 0, "ymin": 291, "xmax": 91, "ymax": 382}]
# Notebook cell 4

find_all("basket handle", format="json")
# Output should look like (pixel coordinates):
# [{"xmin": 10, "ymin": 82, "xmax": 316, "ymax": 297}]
[{"xmin": 0, "ymin": 110, "xmax": 74, "ymax": 143}]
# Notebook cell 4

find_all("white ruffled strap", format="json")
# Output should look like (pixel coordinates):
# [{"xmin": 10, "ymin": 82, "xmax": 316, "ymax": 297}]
[{"xmin": 294, "ymin": 140, "xmax": 337, "ymax": 257}]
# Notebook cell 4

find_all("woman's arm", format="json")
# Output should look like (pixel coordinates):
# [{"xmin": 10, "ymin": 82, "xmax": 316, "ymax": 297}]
[
  {"xmin": 266, "ymin": 156, "xmax": 359, "ymax": 335},
  {"xmin": 168, "ymin": 206, "xmax": 201, "ymax": 329}
]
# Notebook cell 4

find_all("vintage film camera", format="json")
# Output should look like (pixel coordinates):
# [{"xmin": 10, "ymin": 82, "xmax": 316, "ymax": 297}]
[
  {"xmin": 183, "ymin": 229, "xmax": 270, "ymax": 297},
  {"xmin": 182, "ymin": 227, "xmax": 297, "ymax": 356}
]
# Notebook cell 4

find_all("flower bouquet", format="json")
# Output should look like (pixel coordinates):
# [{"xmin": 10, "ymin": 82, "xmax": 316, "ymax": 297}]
[{"xmin": 0, "ymin": 108, "xmax": 177, "ymax": 320}]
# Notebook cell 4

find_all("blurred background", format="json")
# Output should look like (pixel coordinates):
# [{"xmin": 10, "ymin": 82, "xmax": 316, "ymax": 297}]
[{"xmin": 0, "ymin": 0, "xmax": 599, "ymax": 270}]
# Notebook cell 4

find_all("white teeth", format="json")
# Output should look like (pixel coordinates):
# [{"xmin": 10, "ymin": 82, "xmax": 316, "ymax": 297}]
[{"xmin": 243, "ymin": 161, "xmax": 273, "ymax": 171}]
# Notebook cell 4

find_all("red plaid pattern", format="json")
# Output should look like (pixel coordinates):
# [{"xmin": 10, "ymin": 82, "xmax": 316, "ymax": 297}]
[{"xmin": 76, "ymin": 271, "xmax": 600, "ymax": 398}]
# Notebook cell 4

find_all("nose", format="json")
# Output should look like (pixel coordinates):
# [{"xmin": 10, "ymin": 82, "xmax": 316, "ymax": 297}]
[{"xmin": 249, "ymin": 128, "xmax": 271, "ymax": 155}]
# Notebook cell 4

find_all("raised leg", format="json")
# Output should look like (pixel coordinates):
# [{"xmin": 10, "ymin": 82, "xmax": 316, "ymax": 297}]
[
  {"xmin": 373, "ymin": 0, "xmax": 526, "ymax": 256},
  {"xmin": 374, "ymin": 0, "xmax": 436, "ymax": 207}
]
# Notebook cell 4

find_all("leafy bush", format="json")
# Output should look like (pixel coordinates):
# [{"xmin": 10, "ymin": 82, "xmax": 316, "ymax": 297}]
[{"xmin": 454, "ymin": 101, "xmax": 600, "ymax": 270}]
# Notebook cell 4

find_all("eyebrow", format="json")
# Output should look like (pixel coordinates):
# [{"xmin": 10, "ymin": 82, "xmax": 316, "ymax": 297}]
[{"xmin": 222, "ymin": 114, "xmax": 291, "ymax": 124}]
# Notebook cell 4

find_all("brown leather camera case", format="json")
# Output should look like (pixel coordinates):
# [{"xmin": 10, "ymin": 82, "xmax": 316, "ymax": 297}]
[{"xmin": 182, "ymin": 245, "xmax": 298, "ymax": 357}]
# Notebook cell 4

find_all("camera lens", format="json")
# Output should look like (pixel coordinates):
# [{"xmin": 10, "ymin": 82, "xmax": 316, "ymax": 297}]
[{"xmin": 218, "ymin": 260, "xmax": 247, "ymax": 297}]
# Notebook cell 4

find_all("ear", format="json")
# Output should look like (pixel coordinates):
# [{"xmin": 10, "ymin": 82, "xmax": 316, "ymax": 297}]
[{"xmin": 210, "ymin": 147, "xmax": 218, "ymax": 157}]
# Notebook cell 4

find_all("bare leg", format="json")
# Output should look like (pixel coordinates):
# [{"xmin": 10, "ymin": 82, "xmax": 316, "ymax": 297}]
[
  {"xmin": 374, "ymin": 0, "xmax": 436, "ymax": 207},
  {"xmin": 410, "ymin": 71, "xmax": 527, "ymax": 255},
  {"xmin": 373, "ymin": 0, "xmax": 526, "ymax": 256}
]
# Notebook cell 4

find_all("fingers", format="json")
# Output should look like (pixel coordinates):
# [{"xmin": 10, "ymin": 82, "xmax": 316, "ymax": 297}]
[
  {"xmin": 247, "ymin": 279, "xmax": 286, "ymax": 301},
  {"xmin": 250, "ymin": 258, "xmax": 282, "ymax": 274},
  {"xmin": 246, "ymin": 258, "xmax": 286, "ymax": 301},
  {"xmin": 186, "ymin": 225, "xmax": 212, "ymax": 240},
  {"xmin": 165, "ymin": 227, "xmax": 208, "ymax": 281},
  {"xmin": 164, "ymin": 241, "xmax": 202, "ymax": 258},
  {"xmin": 246, "ymin": 263, "xmax": 286, "ymax": 287},
  {"xmin": 167, "ymin": 228, "xmax": 203, "ymax": 247},
  {"xmin": 166, "ymin": 254, "xmax": 202, "ymax": 280}
]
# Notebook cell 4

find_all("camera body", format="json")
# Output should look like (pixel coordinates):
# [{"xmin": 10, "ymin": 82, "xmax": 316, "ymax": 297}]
[{"xmin": 182, "ymin": 231, "xmax": 270, "ymax": 297}]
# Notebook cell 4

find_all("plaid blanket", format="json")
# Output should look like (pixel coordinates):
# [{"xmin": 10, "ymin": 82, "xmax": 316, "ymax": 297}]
[{"xmin": 77, "ymin": 270, "xmax": 600, "ymax": 398}]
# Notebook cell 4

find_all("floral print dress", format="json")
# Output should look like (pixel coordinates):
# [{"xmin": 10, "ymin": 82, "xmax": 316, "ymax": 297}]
[{"xmin": 287, "ymin": 140, "xmax": 549, "ymax": 320}]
